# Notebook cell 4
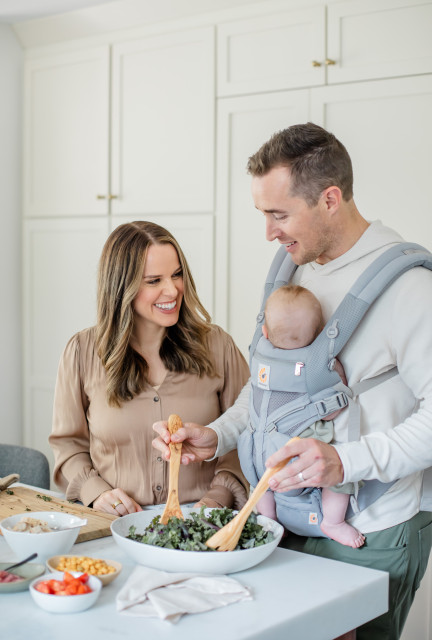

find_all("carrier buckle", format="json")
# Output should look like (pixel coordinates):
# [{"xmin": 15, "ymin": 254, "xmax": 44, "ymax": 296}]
[{"xmin": 315, "ymin": 392, "xmax": 348, "ymax": 416}]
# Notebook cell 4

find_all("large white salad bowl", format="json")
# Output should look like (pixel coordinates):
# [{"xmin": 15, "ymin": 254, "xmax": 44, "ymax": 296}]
[{"xmin": 111, "ymin": 506, "xmax": 283, "ymax": 574}]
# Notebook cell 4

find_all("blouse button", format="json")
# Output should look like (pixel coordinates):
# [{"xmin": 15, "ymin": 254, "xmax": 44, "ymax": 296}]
[
  {"xmin": 153, "ymin": 396, "xmax": 159, "ymax": 402},
  {"xmin": 157, "ymin": 456, "xmax": 162, "ymax": 463},
  {"xmin": 156, "ymin": 485, "xmax": 162, "ymax": 491}
]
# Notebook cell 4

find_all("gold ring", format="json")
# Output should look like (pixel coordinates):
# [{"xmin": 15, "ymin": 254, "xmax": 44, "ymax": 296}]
[{"xmin": 112, "ymin": 500, "xmax": 122, "ymax": 509}]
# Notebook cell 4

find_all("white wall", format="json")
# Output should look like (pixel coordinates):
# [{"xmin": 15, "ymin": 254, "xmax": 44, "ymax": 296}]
[{"xmin": 0, "ymin": 25, "xmax": 23, "ymax": 445}]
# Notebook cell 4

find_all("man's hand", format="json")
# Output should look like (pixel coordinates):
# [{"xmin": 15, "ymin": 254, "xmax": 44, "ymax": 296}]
[
  {"xmin": 265, "ymin": 437, "xmax": 344, "ymax": 492},
  {"xmin": 152, "ymin": 421, "xmax": 218, "ymax": 464}
]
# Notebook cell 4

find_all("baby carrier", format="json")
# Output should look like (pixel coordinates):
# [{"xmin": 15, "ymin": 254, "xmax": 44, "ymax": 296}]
[{"xmin": 237, "ymin": 242, "xmax": 432, "ymax": 537}]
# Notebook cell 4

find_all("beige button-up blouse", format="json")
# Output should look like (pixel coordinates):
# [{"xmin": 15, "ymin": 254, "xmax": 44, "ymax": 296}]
[{"xmin": 49, "ymin": 325, "xmax": 250, "ymax": 508}]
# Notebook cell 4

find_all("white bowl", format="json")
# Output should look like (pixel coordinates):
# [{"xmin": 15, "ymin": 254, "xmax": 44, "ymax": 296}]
[
  {"xmin": 111, "ymin": 507, "xmax": 283, "ymax": 574},
  {"xmin": 0, "ymin": 512, "xmax": 86, "ymax": 562},
  {"xmin": 29, "ymin": 571, "xmax": 102, "ymax": 613}
]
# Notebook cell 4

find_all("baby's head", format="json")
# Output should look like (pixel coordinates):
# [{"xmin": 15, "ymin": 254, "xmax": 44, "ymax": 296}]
[{"xmin": 263, "ymin": 285, "xmax": 324, "ymax": 349}]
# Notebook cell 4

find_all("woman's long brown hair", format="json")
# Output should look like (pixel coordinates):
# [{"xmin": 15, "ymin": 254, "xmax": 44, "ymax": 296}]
[{"xmin": 95, "ymin": 221, "xmax": 216, "ymax": 407}]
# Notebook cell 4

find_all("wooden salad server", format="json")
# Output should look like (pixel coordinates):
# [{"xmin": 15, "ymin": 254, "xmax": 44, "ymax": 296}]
[
  {"xmin": 160, "ymin": 414, "xmax": 185, "ymax": 524},
  {"xmin": 0, "ymin": 473, "xmax": 20, "ymax": 492},
  {"xmin": 206, "ymin": 437, "xmax": 301, "ymax": 551}
]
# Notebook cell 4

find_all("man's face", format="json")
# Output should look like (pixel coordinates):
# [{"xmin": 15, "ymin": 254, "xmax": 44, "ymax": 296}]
[{"xmin": 251, "ymin": 165, "xmax": 336, "ymax": 265}]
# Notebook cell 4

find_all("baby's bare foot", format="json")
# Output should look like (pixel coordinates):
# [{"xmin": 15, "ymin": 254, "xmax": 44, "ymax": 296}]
[{"xmin": 320, "ymin": 519, "xmax": 365, "ymax": 548}]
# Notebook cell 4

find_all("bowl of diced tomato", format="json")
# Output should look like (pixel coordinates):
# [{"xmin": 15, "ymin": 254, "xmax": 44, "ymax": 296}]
[{"xmin": 29, "ymin": 571, "xmax": 102, "ymax": 613}]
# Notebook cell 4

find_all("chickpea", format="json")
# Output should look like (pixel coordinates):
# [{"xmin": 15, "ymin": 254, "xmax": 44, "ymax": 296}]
[{"xmin": 56, "ymin": 556, "xmax": 116, "ymax": 575}]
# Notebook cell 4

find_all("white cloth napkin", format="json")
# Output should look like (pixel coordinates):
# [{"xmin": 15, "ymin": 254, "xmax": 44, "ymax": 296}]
[{"xmin": 116, "ymin": 566, "xmax": 253, "ymax": 623}]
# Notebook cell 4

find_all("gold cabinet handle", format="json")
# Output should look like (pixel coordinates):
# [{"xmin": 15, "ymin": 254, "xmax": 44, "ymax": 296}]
[
  {"xmin": 325, "ymin": 58, "xmax": 336, "ymax": 66},
  {"xmin": 108, "ymin": 194, "xmax": 118, "ymax": 200},
  {"xmin": 312, "ymin": 60, "xmax": 322, "ymax": 67},
  {"xmin": 96, "ymin": 194, "xmax": 107, "ymax": 199},
  {"xmin": 96, "ymin": 194, "xmax": 119, "ymax": 199}
]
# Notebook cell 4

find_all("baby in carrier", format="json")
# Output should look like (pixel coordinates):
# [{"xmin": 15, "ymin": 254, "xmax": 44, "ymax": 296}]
[{"xmin": 258, "ymin": 284, "xmax": 365, "ymax": 548}]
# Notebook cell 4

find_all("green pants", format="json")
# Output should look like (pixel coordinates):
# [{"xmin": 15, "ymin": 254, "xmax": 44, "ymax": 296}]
[{"xmin": 280, "ymin": 511, "xmax": 432, "ymax": 640}]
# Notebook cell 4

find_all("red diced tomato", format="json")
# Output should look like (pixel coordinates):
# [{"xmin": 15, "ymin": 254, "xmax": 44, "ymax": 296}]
[
  {"xmin": 77, "ymin": 572, "xmax": 89, "ymax": 583},
  {"xmin": 34, "ymin": 573, "xmax": 93, "ymax": 597},
  {"xmin": 35, "ymin": 581, "xmax": 53, "ymax": 594}
]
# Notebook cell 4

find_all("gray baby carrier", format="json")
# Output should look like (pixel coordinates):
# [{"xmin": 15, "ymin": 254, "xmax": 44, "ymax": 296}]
[{"xmin": 237, "ymin": 242, "xmax": 432, "ymax": 537}]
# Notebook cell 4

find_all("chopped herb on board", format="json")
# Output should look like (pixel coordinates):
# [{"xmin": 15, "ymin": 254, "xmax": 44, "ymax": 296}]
[
  {"xmin": 36, "ymin": 494, "xmax": 52, "ymax": 502},
  {"xmin": 25, "ymin": 507, "xmax": 31, "ymax": 511},
  {"xmin": 127, "ymin": 506, "xmax": 274, "ymax": 551},
  {"xmin": 5, "ymin": 489, "xmax": 14, "ymax": 495}
]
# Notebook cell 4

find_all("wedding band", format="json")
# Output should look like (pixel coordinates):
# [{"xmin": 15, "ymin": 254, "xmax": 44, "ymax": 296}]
[
  {"xmin": 297, "ymin": 472, "xmax": 305, "ymax": 483},
  {"xmin": 112, "ymin": 500, "xmax": 122, "ymax": 509}
]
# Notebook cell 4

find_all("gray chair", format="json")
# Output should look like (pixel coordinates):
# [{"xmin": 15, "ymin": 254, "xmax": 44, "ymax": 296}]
[{"xmin": 0, "ymin": 444, "xmax": 50, "ymax": 489}]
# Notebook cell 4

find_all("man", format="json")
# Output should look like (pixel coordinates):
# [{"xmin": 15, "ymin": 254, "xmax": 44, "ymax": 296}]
[{"xmin": 153, "ymin": 123, "xmax": 432, "ymax": 639}]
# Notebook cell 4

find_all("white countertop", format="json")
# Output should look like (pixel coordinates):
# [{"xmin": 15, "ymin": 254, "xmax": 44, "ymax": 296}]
[{"xmin": 0, "ymin": 489, "xmax": 388, "ymax": 640}]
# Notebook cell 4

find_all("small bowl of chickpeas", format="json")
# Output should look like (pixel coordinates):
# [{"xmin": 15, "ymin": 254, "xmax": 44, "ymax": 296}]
[{"xmin": 46, "ymin": 555, "xmax": 122, "ymax": 586}]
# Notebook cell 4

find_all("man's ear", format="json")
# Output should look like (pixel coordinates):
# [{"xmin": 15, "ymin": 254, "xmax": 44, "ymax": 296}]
[
  {"xmin": 322, "ymin": 186, "xmax": 342, "ymax": 215},
  {"xmin": 262, "ymin": 325, "xmax": 268, "ymax": 339}
]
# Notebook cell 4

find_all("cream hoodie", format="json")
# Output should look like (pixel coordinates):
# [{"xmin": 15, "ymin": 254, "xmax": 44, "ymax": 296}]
[{"xmin": 210, "ymin": 221, "xmax": 432, "ymax": 533}]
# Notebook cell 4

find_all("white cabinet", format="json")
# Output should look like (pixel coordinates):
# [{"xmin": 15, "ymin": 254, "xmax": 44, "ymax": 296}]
[
  {"xmin": 215, "ymin": 90, "xmax": 309, "ymax": 356},
  {"xmin": 217, "ymin": 0, "xmax": 432, "ymax": 97},
  {"xmin": 310, "ymin": 74, "xmax": 432, "ymax": 248},
  {"xmin": 217, "ymin": 6, "xmax": 325, "ymax": 96},
  {"xmin": 327, "ymin": 0, "xmax": 432, "ymax": 84},
  {"xmin": 24, "ymin": 47, "xmax": 110, "ymax": 217},
  {"xmin": 24, "ymin": 26, "xmax": 215, "ymax": 218},
  {"xmin": 111, "ymin": 28, "xmax": 215, "ymax": 214},
  {"xmin": 23, "ymin": 218, "xmax": 109, "ymax": 468}
]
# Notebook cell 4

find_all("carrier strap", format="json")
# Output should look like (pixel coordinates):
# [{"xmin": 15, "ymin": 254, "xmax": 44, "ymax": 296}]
[
  {"xmin": 326, "ymin": 242, "xmax": 432, "ymax": 359},
  {"xmin": 249, "ymin": 245, "xmax": 298, "ymax": 359}
]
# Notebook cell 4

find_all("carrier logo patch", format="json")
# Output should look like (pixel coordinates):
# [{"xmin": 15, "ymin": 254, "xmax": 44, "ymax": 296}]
[
  {"xmin": 309, "ymin": 512, "xmax": 318, "ymax": 525},
  {"xmin": 258, "ymin": 364, "xmax": 270, "ymax": 389}
]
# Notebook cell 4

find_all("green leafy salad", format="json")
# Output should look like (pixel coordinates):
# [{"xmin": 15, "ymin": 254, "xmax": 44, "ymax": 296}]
[{"xmin": 127, "ymin": 507, "xmax": 274, "ymax": 551}]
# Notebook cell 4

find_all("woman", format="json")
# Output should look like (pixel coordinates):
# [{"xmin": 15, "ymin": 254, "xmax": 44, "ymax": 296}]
[{"xmin": 49, "ymin": 221, "xmax": 249, "ymax": 516}]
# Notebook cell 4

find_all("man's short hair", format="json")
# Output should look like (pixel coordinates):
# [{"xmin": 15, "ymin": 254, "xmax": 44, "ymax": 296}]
[{"xmin": 247, "ymin": 122, "xmax": 354, "ymax": 206}]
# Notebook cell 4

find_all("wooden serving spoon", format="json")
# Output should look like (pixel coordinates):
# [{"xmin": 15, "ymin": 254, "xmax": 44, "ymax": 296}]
[
  {"xmin": 160, "ymin": 414, "xmax": 184, "ymax": 525},
  {"xmin": 206, "ymin": 437, "xmax": 301, "ymax": 551}
]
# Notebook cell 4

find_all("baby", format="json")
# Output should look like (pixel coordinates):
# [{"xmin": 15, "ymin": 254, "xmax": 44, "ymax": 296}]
[{"xmin": 258, "ymin": 284, "xmax": 365, "ymax": 549}]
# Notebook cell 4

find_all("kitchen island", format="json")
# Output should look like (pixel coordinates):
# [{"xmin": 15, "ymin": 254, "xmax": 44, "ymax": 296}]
[{"xmin": 0, "ymin": 488, "xmax": 388, "ymax": 640}]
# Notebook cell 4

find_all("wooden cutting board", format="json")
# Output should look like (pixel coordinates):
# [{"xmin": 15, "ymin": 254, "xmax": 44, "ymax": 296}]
[{"xmin": 0, "ymin": 486, "xmax": 118, "ymax": 542}]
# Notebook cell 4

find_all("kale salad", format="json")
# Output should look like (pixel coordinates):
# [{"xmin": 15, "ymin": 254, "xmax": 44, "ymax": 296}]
[{"xmin": 127, "ymin": 507, "xmax": 275, "ymax": 551}]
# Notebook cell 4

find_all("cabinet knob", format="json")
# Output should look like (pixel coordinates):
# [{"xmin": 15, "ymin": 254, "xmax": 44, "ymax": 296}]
[
  {"xmin": 325, "ymin": 58, "xmax": 336, "ymax": 66},
  {"xmin": 311, "ymin": 60, "xmax": 322, "ymax": 67}
]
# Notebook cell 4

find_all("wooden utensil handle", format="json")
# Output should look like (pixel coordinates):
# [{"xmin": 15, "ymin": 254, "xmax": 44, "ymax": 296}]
[
  {"xmin": 166, "ymin": 443, "xmax": 182, "ymax": 499},
  {"xmin": 233, "ymin": 438, "xmax": 301, "ymax": 523},
  {"xmin": 0, "ymin": 473, "xmax": 20, "ymax": 491}
]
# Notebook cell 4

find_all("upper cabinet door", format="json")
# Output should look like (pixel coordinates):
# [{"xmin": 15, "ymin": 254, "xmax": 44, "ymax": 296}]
[
  {"xmin": 217, "ymin": 6, "xmax": 326, "ymax": 97},
  {"xmin": 310, "ymin": 75, "xmax": 432, "ymax": 248},
  {"xmin": 111, "ymin": 27, "xmax": 215, "ymax": 215},
  {"xmin": 327, "ymin": 0, "xmax": 432, "ymax": 83},
  {"xmin": 24, "ymin": 46, "xmax": 110, "ymax": 217}
]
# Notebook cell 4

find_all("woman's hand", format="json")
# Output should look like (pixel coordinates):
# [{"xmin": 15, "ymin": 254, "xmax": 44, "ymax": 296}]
[
  {"xmin": 152, "ymin": 421, "xmax": 218, "ymax": 464},
  {"xmin": 265, "ymin": 438, "xmax": 344, "ymax": 492},
  {"xmin": 92, "ymin": 489, "xmax": 143, "ymax": 516}
]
